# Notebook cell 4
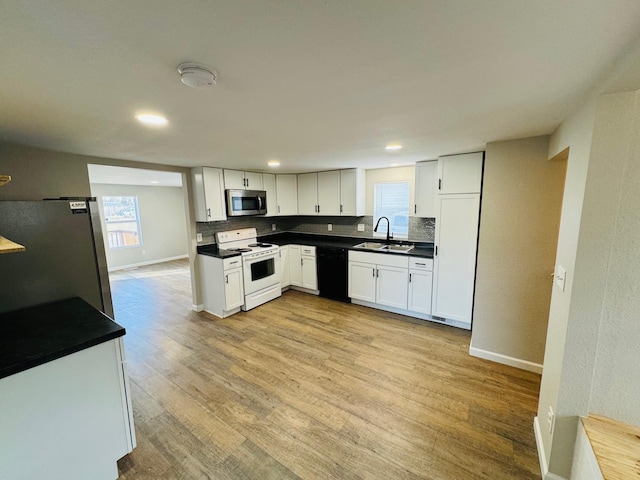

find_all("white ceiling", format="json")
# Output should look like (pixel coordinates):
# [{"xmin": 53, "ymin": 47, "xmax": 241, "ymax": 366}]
[
  {"xmin": 2, "ymin": 1, "xmax": 640, "ymax": 173},
  {"xmin": 87, "ymin": 164, "xmax": 183, "ymax": 187}
]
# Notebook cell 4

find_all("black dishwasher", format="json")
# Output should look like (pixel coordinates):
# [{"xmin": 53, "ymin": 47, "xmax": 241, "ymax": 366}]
[{"xmin": 317, "ymin": 246, "xmax": 351, "ymax": 303}]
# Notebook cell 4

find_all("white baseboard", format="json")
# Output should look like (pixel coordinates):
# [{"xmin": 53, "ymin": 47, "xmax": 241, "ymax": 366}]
[
  {"xmin": 533, "ymin": 416, "xmax": 566, "ymax": 480},
  {"xmin": 108, "ymin": 254, "xmax": 189, "ymax": 272},
  {"xmin": 192, "ymin": 304, "xmax": 203, "ymax": 312},
  {"xmin": 469, "ymin": 342, "xmax": 543, "ymax": 373}
]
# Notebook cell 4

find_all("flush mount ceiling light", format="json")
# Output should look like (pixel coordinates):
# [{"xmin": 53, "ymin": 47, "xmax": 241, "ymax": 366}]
[
  {"xmin": 135, "ymin": 113, "xmax": 168, "ymax": 126},
  {"xmin": 390, "ymin": 163, "xmax": 400, "ymax": 167},
  {"xmin": 178, "ymin": 62, "xmax": 218, "ymax": 88},
  {"xmin": 385, "ymin": 144, "xmax": 402, "ymax": 151},
  {"xmin": 267, "ymin": 160, "xmax": 280, "ymax": 167}
]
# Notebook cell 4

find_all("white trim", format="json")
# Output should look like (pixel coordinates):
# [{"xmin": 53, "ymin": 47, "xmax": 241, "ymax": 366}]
[
  {"xmin": 107, "ymin": 254, "xmax": 188, "ymax": 272},
  {"xmin": 469, "ymin": 342, "xmax": 543, "ymax": 373},
  {"xmin": 533, "ymin": 416, "xmax": 566, "ymax": 480},
  {"xmin": 192, "ymin": 304, "xmax": 203, "ymax": 312}
]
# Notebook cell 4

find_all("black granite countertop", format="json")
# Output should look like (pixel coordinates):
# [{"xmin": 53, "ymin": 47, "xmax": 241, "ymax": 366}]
[
  {"xmin": 196, "ymin": 232, "xmax": 434, "ymax": 259},
  {"xmin": 197, "ymin": 244, "xmax": 243, "ymax": 259},
  {"xmin": 0, "ymin": 297, "xmax": 125, "ymax": 380}
]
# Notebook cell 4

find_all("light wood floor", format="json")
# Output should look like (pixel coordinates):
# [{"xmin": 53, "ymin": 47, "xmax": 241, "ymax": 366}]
[{"xmin": 112, "ymin": 259, "xmax": 542, "ymax": 480}]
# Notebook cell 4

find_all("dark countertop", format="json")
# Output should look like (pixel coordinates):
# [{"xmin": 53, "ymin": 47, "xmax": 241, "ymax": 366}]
[
  {"xmin": 196, "ymin": 232, "xmax": 434, "ymax": 259},
  {"xmin": 0, "ymin": 297, "xmax": 125, "ymax": 380},
  {"xmin": 197, "ymin": 244, "xmax": 243, "ymax": 259}
]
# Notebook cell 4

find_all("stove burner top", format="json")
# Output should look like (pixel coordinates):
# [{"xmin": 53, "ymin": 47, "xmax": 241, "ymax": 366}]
[
  {"xmin": 248, "ymin": 243, "xmax": 273, "ymax": 248},
  {"xmin": 227, "ymin": 247, "xmax": 251, "ymax": 253}
]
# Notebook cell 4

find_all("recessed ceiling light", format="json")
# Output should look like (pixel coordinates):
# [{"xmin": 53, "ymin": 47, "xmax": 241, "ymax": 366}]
[
  {"xmin": 150, "ymin": 180, "xmax": 159, "ymax": 184},
  {"xmin": 267, "ymin": 160, "xmax": 280, "ymax": 167},
  {"xmin": 390, "ymin": 163, "xmax": 400, "ymax": 167},
  {"xmin": 385, "ymin": 144, "xmax": 402, "ymax": 151},
  {"xmin": 135, "ymin": 113, "xmax": 168, "ymax": 126}
]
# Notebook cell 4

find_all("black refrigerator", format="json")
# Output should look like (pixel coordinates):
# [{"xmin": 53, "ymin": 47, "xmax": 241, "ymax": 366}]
[{"xmin": 0, "ymin": 199, "xmax": 113, "ymax": 316}]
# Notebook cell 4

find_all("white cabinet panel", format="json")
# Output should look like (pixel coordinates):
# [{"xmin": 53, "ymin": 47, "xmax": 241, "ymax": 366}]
[
  {"xmin": 224, "ymin": 268, "xmax": 244, "ymax": 310},
  {"xmin": 262, "ymin": 173, "xmax": 278, "ymax": 217},
  {"xmin": 198, "ymin": 255, "xmax": 245, "ymax": 317},
  {"xmin": 289, "ymin": 245, "xmax": 302, "ymax": 286},
  {"xmin": 348, "ymin": 261, "xmax": 377, "ymax": 302},
  {"xmin": 432, "ymin": 193, "xmax": 480, "ymax": 323},
  {"xmin": 297, "ymin": 173, "xmax": 318, "ymax": 215},
  {"xmin": 414, "ymin": 160, "xmax": 438, "ymax": 217},
  {"xmin": 376, "ymin": 265, "xmax": 408, "ymax": 309},
  {"xmin": 340, "ymin": 168, "xmax": 365, "ymax": 216},
  {"xmin": 408, "ymin": 270, "xmax": 433, "ymax": 315},
  {"xmin": 437, "ymin": 152, "xmax": 483, "ymax": 194},
  {"xmin": 224, "ymin": 170, "xmax": 263, "ymax": 190},
  {"xmin": 301, "ymin": 255, "xmax": 317, "ymax": 290},
  {"xmin": 279, "ymin": 246, "xmax": 290, "ymax": 287},
  {"xmin": 244, "ymin": 171, "xmax": 263, "ymax": 190},
  {"xmin": 276, "ymin": 174, "xmax": 298, "ymax": 216},
  {"xmin": 192, "ymin": 167, "xmax": 226, "ymax": 222},
  {"xmin": 317, "ymin": 170, "xmax": 341, "ymax": 216}
]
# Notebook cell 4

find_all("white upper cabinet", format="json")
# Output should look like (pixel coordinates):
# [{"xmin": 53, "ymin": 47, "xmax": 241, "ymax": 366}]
[
  {"xmin": 261, "ymin": 173, "xmax": 278, "ymax": 217},
  {"xmin": 191, "ymin": 167, "xmax": 227, "ymax": 222},
  {"xmin": 298, "ymin": 169, "xmax": 364, "ymax": 216},
  {"xmin": 297, "ymin": 173, "xmax": 319, "ymax": 215},
  {"xmin": 414, "ymin": 160, "xmax": 438, "ymax": 217},
  {"xmin": 317, "ymin": 170, "xmax": 341, "ymax": 216},
  {"xmin": 276, "ymin": 174, "xmax": 298, "ymax": 216},
  {"xmin": 223, "ymin": 170, "xmax": 263, "ymax": 190},
  {"xmin": 437, "ymin": 152, "xmax": 483, "ymax": 194},
  {"xmin": 339, "ymin": 168, "xmax": 365, "ymax": 216}
]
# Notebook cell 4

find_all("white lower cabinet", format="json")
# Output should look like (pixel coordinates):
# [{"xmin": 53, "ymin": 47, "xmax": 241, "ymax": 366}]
[
  {"xmin": 348, "ymin": 251, "xmax": 408, "ymax": 309},
  {"xmin": 408, "ymin": 257, "xmax": 433, "ymax": 315},
  {"xmin": 288, "ymin": 245, "xmax": 318, "ymax": 292},
  {"xmin": 279, "ymin": 246, "xmax": 290, "ymax": 288},
  {"xmin": 198, "ymin": 255, "xmax": 244, "ymax": 317}
]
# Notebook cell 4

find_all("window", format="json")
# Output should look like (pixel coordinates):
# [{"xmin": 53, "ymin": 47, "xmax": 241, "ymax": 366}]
[
  {"xmin": 373, "ymin": 181, "xmax": 410, "ymax": 239},
  {"xmin": 102, "ymin": 196, "xmax": 143, "ymax": 249}
]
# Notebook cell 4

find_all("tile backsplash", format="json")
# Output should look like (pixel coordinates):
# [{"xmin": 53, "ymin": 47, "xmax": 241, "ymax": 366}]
[{"xmin": 196, "ymin": 216, "xmax": 435, "ymax": 245}]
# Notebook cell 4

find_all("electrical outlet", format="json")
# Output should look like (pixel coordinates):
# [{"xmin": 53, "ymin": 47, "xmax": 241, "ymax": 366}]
[
  {"xmin": 547, "ymin": 406, "xmax": 555, "ymax": 435},
  {"xmin": 327, "ymin": 223, "xmax": 332, "ymax": 231},
  {"xmin": 272, "ymin": 224, "xmax": 276, "ymax": 231},
  {"xmin": 196, "ymin": 233, "xmax": 203, "ymax": 242},
  {"xmin": 357, "ymin": 224, "xmax": 365, "ymax": 232}
]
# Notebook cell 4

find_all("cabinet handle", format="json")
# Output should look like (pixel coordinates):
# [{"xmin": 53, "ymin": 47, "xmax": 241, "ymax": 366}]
[
  {"xmin": 409, "ymin": 273, "xmax": 412, "ymax": 282},
  {"xmin": 278, "ymin": 205, "xmax": 281, "ymax": 214},
  {"xmin": 225, "ymin": 274, "xmax": 229, "ymax": 284},
  {"xmin": 372, "ymin": 268, "xmax": 375, "ymax": 277},
  {"xmin": 416, "ymin": 262, "xmax": 425, "ymax": 266},
  {"xmin": 301, "ymin": 259, "xmax": 303, "ymax": 266},
  {"xmin": 438, "ymin": 179, "xmax": 442, "ymax": 190},
  {"xmin": 340, "ymin": 205, "xmax": 343, "ymax": 213},
  {"xmin": 435, "ymin": 246, "xmax": 438, "ymax": 256},
  {"xmin": 376, "ymin": 268, "xmax": 379, "ymax": 278},
  {"xmin": 414, "ymin": 204, "xmax": 417, "ymax": 214},
  {"xmin": 207, "ymin": 208, "xmax": 211, "ymax": 218}
]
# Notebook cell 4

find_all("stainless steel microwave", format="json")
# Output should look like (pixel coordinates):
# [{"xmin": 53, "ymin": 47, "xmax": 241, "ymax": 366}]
[{"xmin": 225, "ymin": 189, "xmax": 267, "ymax": 216}]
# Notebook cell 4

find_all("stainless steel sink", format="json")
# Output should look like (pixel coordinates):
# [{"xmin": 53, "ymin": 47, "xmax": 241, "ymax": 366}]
[
  {"xmin": 353, "ymin": 242, "xmax": 414, "ymax": 253},
  {"xmin": 353, "ymin": 242, "xmax": 386, "ymax": 250},
  {"xmin": 380, "ymin": 244, "xmax": 414, "ymax": 253}
]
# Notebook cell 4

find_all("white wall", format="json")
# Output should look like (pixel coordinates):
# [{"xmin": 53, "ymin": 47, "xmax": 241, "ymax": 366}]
[
  {"xmin": 91, "ymin": 183, "xmax": 188, "ymax": 270},
  {"xmin": 471, "ymin": 136, "xmax": 564, "ymax": 369}
]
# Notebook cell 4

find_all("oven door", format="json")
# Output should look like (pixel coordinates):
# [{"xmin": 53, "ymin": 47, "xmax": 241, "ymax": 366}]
[{"xmin": 243, "ymin": 252, "xmax": 280, "ymax": 295}]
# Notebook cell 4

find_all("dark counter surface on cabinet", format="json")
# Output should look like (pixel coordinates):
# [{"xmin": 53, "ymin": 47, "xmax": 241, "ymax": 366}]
[
  {"xmin": 258, "ymin": 232, "xmax": 434, "ymax": 258},
  {"xmin": 197, "ymin": 244, "xmax": 243, "ymax": 259},
  {"xmin": 0, "ymin": 297, "xmax": 125, "ymax": 380}
]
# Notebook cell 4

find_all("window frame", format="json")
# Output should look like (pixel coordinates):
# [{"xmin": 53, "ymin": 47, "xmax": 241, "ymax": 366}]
[
  {"xmin": 372, "ymin": 180, "xmax": 410, "ymax": 240},
  {"xmin": 102, "ymin": 195, "xmax": 143, "ymax": 250}
]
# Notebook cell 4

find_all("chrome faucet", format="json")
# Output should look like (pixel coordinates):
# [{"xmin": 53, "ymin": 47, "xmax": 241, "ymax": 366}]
[{"xmin": 374, "ymin": 216, "xmax": 393, "ymax": 244}]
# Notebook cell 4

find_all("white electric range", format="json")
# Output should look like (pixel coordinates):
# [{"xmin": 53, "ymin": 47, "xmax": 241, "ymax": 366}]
[{"xmin": 216, "ymin": 228, "xmax": 281, "ymax": 310}]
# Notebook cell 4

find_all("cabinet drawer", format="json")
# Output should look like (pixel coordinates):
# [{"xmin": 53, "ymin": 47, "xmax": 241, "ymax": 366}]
[
  {"xmin": 300, "ymin": 245, "xmax": 316, "ymax": 257},
  {"xmin": 409, "ymin": 257, "xmax": 433, "ymax": 271},
  {"xmin": 223, "ymin": 256, "xmax": 243, "ymax": 270},
  {"xmin": 348, "ymin": 250, "xmax": 409, "ymax": 268}
]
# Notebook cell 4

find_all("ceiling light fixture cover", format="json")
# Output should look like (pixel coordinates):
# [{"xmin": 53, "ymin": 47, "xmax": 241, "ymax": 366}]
[
  {"xmin": 135, "ymin": 113, "xmax": 168, "ymax": 126},
  {"xmin": 178, "ymin": 62, "xmax": 218, "ymax": 88},
  {"xmin": 267, "ymin": 160, "xmax": 280, "ymax": 167},
  {"xmin": 385, "ymin": 144, "xmax": 402, "ymax": 151}
]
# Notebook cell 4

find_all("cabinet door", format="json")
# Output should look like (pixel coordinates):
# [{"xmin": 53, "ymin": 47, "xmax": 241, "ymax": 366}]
[
  {"xmin": 340, "ymin": 169, "xmax": 364, "ymax": 216},
  {"xmin": 192, "ymin": 167, "xmax": 226, "ymax": 222},
  {"xmin": 244, "ymin": 172, "xmax": 263, "ymax": 190},
  {"xmin": 279, "ymin": 246, "xmax": 290, "ymax": 287},
  {"xmin": 224, "ymin": 267, "xmax": 244, "ymax": 310},
  {"xmin": 301, "ymin": 256, "xmax": 317, "ymax": 290},
  {"xmin": 376, "ymin": 265, "xmax": 408, "ymax": 309},
  {"xmin": 408, "ymin": 270, "xmax": 433, "ymax": 314},
  {"xmin": 348, "ymin": 261, "xmax": 377, "ymax": 302},
  {"xmin": 289, "ymin": 245, "xmax": 302, "ymax": 286},
  {"xmin": 415, "ymin": 160, "xmax": 438, "ymax": 217},
  {"xmin": 432, "ymin": 193, "xmax": 480, "ymax": 324},
  {"xmin": 297, "ymin": 173, "xmax": 318, "ymax": 215},
  {"xmin": 438, "ymin": 152, "xmax": 483, "ymax": 194},
  {"xmin": 317, "ymin": 171, "xmax": 341, "ymax": 216},
  {"xmin": 223, "ymin": 169, "xmax": 246, "ymax": 190},
  {"xmin": 276, "ymin": 174, "xmax": 298, "ymax": 216},
  {"xmin": 262, "ymin": 173, "xmax": 278, "ymax": 217}
]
